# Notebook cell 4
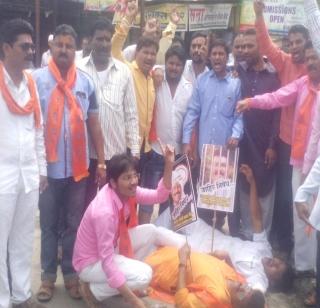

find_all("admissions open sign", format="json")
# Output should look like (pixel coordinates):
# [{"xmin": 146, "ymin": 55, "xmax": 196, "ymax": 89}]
[{"xmin": 240, "ymin": 0, "xmax": 306, "ymax": 35}]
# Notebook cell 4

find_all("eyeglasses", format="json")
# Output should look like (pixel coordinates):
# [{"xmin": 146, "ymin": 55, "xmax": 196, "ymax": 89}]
[{"xmin": 18, "ymin": 43, "xmax": 35, "ymax": 52}]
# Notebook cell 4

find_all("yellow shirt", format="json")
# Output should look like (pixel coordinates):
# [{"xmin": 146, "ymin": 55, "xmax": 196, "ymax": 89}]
[
  {"xmin": 111, "ymin": 20, "xmax": 156, "ymax": 153},
  {"xmin": 145, "ymin": 247, "xmax": 244, "ymax": 308}
]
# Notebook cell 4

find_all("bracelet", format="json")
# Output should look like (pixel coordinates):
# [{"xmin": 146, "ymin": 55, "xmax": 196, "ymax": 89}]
[
  {"xmin": 97, "ymin": 163, "xmax": 107, "ymax": 170},
  {"xmin": 179, "ymin": 263, "xmax": 187, "ymax": 268}
]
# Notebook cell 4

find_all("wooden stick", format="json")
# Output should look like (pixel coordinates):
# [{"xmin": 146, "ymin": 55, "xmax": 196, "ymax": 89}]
[{"xmin": 211, "ymin": 211, "xmax": 217, "ymax": 253}]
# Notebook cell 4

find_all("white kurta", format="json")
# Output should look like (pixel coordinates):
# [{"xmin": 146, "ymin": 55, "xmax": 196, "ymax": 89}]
[{"xmin": 0, "ymin": 68, "xmax": 46, "ymax": 307}]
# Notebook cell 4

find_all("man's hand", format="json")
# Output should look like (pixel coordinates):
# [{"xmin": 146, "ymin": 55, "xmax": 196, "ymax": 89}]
[
  {"xmin": 236, "ymin": 99, "xmax": 250, "ymax": 113},
  {"xmin": 144, "ymin": 18, "xmax": 160, "ymax": 36},
  {"xmin": 170, "ymin": 9, "xmax": 181, "ymax": 25},
  {"xmin": 152, "ymin": 67, "xmax": 164, "ymax": 88},
  {"xmin": 159, "ymin": 139, "xmax": 175, "ymax": 164},
  {"xmin": 125, "ymin": 0, "xmax": 139, "ymax": 21},
  {"xmin": 96, "ymin": 164, "xmax": 107, "ymax": 187},
  {"xmin": 178, "ymin": 243, "xmax": 191, "ymax": 265},
  {"xmin": 227, "ymin": 137, "xmax": 239, "ymax": 149},
  {"xmin": 295, "ymin": 202, "xmax": 311, "ymax": 225},
  {"xmin": 40, "ymin": 175, "xmax": 48, "ymax": 194},
  {"xmin": 239, "ymin": 164, "xmax": 255, "ymax": 185},
  {"xmin": 265, "ymin": 148, "xmax": 277, "ymax": 169},
  {"xmin": 254, "ymin": 0, "xmax": 265, "ymax": 18},
  {"xmin": 131, "ymin": 298, "xmax": 146, "ymax": 308}
]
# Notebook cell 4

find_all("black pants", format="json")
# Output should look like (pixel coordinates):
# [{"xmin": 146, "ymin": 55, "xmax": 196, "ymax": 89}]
[{"xmin": 270, "ymin": 139, "xmax": 293, "ymax": 255}]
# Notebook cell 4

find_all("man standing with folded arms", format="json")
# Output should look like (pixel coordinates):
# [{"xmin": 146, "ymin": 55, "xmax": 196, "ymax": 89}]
[
  {"xmin": 78, "ymin": 19, "xmax": 140, "ymax": 206},
  {"xmin": 33, "ymin": 24, "xmax": 105, "ymax": 302},
  {"xmin": 0, "ymin": 19, "xmax": 47, "ymax": 308}
]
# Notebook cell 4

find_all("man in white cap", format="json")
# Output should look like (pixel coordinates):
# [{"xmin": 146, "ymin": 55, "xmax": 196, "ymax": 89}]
[{"xmin": 41, "ymin": 34, "xmax": 53, "ymax": 67}]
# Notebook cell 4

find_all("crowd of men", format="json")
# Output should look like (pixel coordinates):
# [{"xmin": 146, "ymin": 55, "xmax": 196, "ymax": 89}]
[{"xmin": 3, "ymin": 0, "xmax": 320, "ymax": 307}]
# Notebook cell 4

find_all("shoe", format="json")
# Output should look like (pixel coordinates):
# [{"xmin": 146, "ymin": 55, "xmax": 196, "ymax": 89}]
[
  {"xmin": 12, "ymin": 297, "xmax": 47, "ymax": 308},
  {"xmin": 79, "ymin": 281, "xmax": 102, "ymax": 308},
  {"xmin": 64, "ymin": 277, "xmax": 82, "ymax": 300}
]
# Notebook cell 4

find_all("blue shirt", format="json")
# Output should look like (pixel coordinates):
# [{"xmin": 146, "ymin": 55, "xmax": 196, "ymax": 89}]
[
  {"xmin": 182, "ymin": 70, "xmax": 243, "ymax": 155},
  {"xmin": 32, "ymin": 67, "xmax": 98, "ymax": 179}
]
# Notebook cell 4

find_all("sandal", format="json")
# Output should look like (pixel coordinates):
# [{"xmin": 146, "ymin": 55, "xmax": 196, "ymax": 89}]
[
  {"xmin": 304, "ymin": 289, "xmax": 316, "ymax": 307},
  {"xmin": 65, "ymin": 279, "xmax": 82, "ymax": 300},
  {"xmin": 36, "ymin": 281, "xmax": 55, "ymax": 302}
]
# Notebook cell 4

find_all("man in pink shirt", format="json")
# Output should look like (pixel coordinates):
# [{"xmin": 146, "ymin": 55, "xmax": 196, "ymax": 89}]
[
  {"xmin": 73, "ymin": 144, "xmax": 185, "ymax": 308},
  {"xmin": 254, "ymin": 0, "xmax": 309, "ymax": 257},
  {"xmin": 237, "ymin": 41, "xmax": 320, "ymax": 273}
]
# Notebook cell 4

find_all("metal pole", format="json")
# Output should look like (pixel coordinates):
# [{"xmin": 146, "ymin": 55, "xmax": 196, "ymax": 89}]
[
  {"xmin": 139, "ymin": 0, "xmax": 145, "ymax": 29},
  {"xmin": 35, "ymin": 0, "xmax": 41, "ymax": 67}
]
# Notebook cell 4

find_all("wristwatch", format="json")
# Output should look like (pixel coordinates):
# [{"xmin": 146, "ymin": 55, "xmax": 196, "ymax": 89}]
[
  {"xmin": 97, "ymin": 163, "xmax": 107, "ymax": 170},
  {"xmin": 178, "ymin": 263, "xmax": 187, "ymax": 268}
]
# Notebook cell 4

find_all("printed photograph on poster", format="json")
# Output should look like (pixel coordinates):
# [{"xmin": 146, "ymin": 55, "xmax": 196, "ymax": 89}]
[
  {"xmin": 169, "ymin": 155, "xmax": 197, "ymax": 231},
  {"xmin": 198, "ymin": 144, "xmax": 239, "ymax": 213}
]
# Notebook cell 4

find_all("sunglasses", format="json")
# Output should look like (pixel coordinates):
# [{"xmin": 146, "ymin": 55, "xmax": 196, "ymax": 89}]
[{"xmin": 18, "ymin": 43, "xmax": 36, "ymax": 52}]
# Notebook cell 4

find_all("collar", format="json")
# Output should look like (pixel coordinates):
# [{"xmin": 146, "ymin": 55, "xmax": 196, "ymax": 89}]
[
  {"xmin": 106, "ymin": 184, "xmax": 125, "ymax": 212},
  {"xmin": 239, "ymin": 60, "xmax": 276, "ymax": 73},
  {"xmin": 209, "ymin": 69, "xmax": 230, "ymax": 81},
  {"xmin": 83, "ymin": 54, "xmax": 119, "ymax": 71},
  {"xmin": 3, "ymin": 65, "xmax": 28, "ymax": 89}
]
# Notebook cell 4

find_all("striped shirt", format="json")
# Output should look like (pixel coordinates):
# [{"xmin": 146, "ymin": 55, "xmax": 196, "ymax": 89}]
[
  {"xmin": 78, "ymin": 55, "xmax": 140, "ymax": 159},
  {"xmin": 305, "ymin": 0, "xmax": 320, "ymax": 56}
]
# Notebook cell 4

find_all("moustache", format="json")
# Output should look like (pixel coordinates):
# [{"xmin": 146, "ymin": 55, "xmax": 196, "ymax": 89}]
[
  {"xmin": 25, "ymin": 55, "xmax": 34, "ymax": 61},
  {"xmin": 58, "ymin": 53, "xmax": 68, "ymax": 59}
]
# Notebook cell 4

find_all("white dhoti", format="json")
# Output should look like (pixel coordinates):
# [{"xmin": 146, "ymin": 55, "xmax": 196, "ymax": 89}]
[
  {"xmin": 79, "ymin": 224, "xmax": 185, "ymax": 301},
  {"xmin": 292, "ymin": 167, "xmax": 317, "ymax": 271}
]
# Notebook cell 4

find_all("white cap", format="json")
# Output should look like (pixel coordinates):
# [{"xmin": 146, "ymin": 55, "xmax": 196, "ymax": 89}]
[{"xmin": 48, "ymin": 34, "xmax": 54, "ymax": 42}]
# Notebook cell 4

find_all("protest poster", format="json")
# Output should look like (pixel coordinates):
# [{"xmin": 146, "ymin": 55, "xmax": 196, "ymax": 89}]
[
  {"xmin": 84, "ymin": 0, "xmax": 100, "ymax": 11},
  {"xmin": 198, "ymin": 145, "xmax": 239, "ymax": 213},
  {"xmin": 239, "ymin": 0, "xmax": 306, "ymax": 35},
  {"xmin": 169, "ymin": 155, "xmax": 197, "ymax": 231},
  {"xmin": 112, "ymin": 3, "xmax": 188, "ymax": 31},
  {"xmin": 85, "ymin": 0, "xmax": 123, "ymax": 12},
  {"xmin": 188, "ymin": 4, "xmax": 233, "ymax": 31}
]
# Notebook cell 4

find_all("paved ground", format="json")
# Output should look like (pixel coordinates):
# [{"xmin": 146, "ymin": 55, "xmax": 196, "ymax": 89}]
[{"xmin": 31, "ymin": 216, "xmax": 309, "ymax": 308}]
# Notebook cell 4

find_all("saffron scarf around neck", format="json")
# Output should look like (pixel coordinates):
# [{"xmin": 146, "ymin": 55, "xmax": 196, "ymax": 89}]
[
  {"xmin": 118, "ymin": 196, "xmax": 138, "ymax": 258},
  {"xmin": 47, "ymin": 59, "xmax": 89, "ymax": 181},
  {"xmin": 0, "ymin": 62, "xmax": 41, "ymax": 127},
  {"xmin": 292, "ymin": 80, "xmax": 320, "ymax": 161}
]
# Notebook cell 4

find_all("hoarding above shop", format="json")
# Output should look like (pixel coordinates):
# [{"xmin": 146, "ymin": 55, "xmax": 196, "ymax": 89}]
[
  {"xmin": 106, "ymin": 2, "xmax": 233, "ymax": 31},
  {"xmin": 240, "ymin": 0, "xmax": 306, "ymax": 35}
]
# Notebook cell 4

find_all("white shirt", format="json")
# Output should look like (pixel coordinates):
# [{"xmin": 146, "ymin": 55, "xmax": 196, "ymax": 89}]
[
  {"xmin": 123, "ymin": 44, "xmax": 137, "ymax": 63},
  {"xmin": 295, "ymin": 156, "xmax": 320, "ymax": 231},
  {"xmin": 156, "ymin": 209, "xmax": 272, "ymax": 293},
  {"xmin": 0, "ymin": 68, "xmax": 46, "ymax": 194},
  {"xmin": 77, "ymin": 55, "xmax": 140, "ymax": 159},
  {"xmin": 41, "ymin": 50, "xmax": 51, "ymax": 67},
  {"xmin": 182, "ymin": 59, "xmax": 209, "ymax": 85},
  {"xmin": 151, "ymin": 74, "xmax": 193, "ymax": 155}
]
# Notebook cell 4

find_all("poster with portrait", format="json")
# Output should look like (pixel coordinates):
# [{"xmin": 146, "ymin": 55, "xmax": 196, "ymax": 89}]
[
  {"xmin": 169, "ymin": 155, "xmax": 197, "ymax": 231},
  {"xmin": 198, "ymin": 144, "xmax": 239, "ymax": 213}
]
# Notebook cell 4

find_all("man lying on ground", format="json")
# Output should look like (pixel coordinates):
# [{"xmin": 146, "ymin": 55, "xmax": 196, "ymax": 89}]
[
  {"xmin": 145, "ymin": 243, "xmax": 265, "ymax": 308},
  {"xmin": 72, "ymin": 143, "xmax": 185, "ymax": 308},
  {"xmin": 156, "ymin": 165, "xmax": 294, "ymax": 295}
]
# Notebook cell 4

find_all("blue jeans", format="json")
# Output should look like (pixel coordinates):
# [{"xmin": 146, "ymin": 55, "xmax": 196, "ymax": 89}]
[
  {"xmin": 140, "ymin": 151, "xmax": 169, "ymax": 214},
  {"xmin": 39, "ymin": 177, "xmax": 87, "ymax": 282}
]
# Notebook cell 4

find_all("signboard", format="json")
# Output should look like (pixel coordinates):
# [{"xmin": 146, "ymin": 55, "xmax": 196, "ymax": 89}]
[
  {"xmin": 169, "ymin": 155, "xmax": 197, "ymax": 231},
  {"xmin": 84, "ymin": 0, "xmax": 123, "ymax": 12},
  {"xmin": 189, "ymin": 4, "xmax": 233, "ymax": 31},
  {"xmin": 198, "ymin": 145, "xmax": 239, "ymax": 213},
  {"xmin": 240, "ymin": 0, "xmax": 306, "ymax": 34},
  {"xmin": 113, "ymin": 3, "xmax": 188, "ymax": 31}
]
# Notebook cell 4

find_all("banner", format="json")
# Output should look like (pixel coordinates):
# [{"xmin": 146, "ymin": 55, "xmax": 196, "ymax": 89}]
[
  {"xmin": 85, "ymin": 0, "xmax": 123, "ymax": 12},
  {"xmin": 169, "ymin": 155, "xmax": 197, "ymax": 231},
  {"xmin": 113, "ymin": 4, "xmax": 188, "ymax": 31},
  {"xmin": 189, "ymin": 4, "xmax": 233, "ymax": 31},
  {"xmin": 240, "ymin": 0, "xmax": 306, "ymax": 34},
  {"xmin": 198, "ymin": 145, "xmax": 239, "ymax": 213}
]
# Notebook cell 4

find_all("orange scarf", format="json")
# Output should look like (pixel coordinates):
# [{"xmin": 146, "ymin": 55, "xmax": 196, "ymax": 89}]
[
  {"xmin": 0, "ymin": 62, "xmax": 41, "ymax": 127},
  {"xmin": 47, "ymin": 59, "xmax": 88, "ymax": 181},
  {"xmin": 292, "ymin": 81, "xmax": 319, "ymax": 160},
  {"xmin": 118, "ymin": 196, "xmax": 138, "ymax": 258}
]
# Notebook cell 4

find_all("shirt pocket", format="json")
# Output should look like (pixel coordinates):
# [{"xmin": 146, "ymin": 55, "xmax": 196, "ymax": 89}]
[
  {"xmin": 219, "ymin": 95, "xmax": 235, "ymax": 118},
  {"xmin": 101, "ymin": 84, "xmax": 122, "ymax": 112},
  {"xmin": 75, "ymin": 91, "xmax": 89, "ymax": 120}
]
